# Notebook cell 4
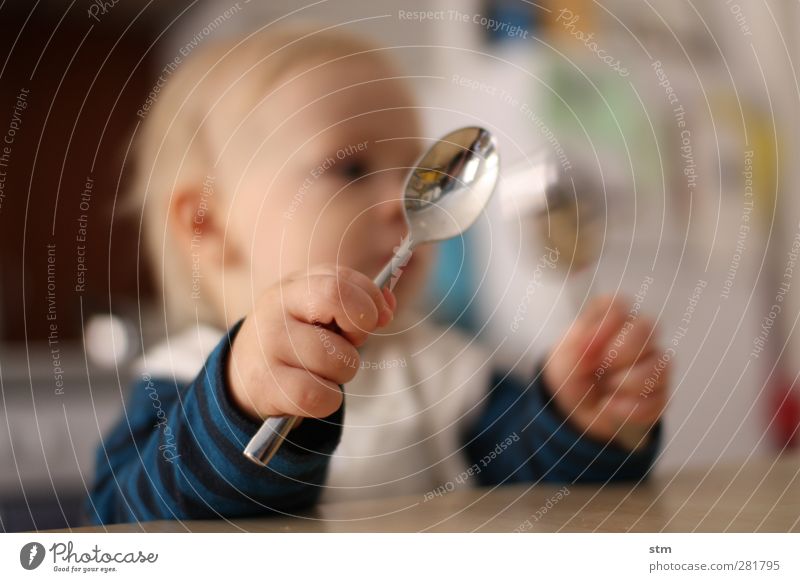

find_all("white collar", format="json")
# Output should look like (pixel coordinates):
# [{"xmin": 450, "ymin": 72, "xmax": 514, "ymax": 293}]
[{"xmin": 133, "ymin": 323, "xmax": 226, "ymax": 384}]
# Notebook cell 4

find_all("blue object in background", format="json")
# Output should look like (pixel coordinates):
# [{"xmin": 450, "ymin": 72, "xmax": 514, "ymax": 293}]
[
  {"xmin": 483, "ymin": 0, "xmax": 540, "ymax": 45},
  {"xmin": 424, "ymin": 230, "xmax": 480, "ymax": 334}
]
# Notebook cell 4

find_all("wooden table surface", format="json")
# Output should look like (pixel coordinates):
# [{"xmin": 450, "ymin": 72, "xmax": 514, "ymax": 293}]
[{"xmin": 64, "ymin": 454, "xmax": 800, "ymax": 533}]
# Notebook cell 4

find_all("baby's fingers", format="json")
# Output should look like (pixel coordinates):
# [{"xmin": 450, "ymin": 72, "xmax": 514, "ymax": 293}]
[
  {"xmin": 606, "ymin": 391, "xmax": 666, "ymax": 426},
  {"xmin": 602, "ymin": 355, "xmax": 670, "ymax": 426},
  {"xmin": 284, "ymin": 275, "xmax": 380, "ymax": 346},
  {"xmin": 270, "ymin": 365, "xmax": 343, "ymax": 418},
  {"xmin": 604, "ymin": 352, "xmax": 672, "ymax": 398},
  {"xmin": 307, "ymin": 264, "xmax": 394, "ymax": 326},
  {"xmin": 567, "ymin": 295, "xmax": 629, "ymax": 371},
  {"xmin": 278, "ymin": 320, "xmax": 361, "ymax": 385},
  {"xmin": 603, "ymin": 316, "xmax": 658, "ymax": 374}
]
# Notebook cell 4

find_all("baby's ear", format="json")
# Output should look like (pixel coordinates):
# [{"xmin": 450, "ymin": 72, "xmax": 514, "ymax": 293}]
[{"xmin": 167, "ymin": 185, "xmax": 226, "ymax": 262}]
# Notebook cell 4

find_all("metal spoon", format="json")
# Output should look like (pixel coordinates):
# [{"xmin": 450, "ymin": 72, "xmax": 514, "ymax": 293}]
[{"xmin": 243, "ymin": 126, "xmax": 500, "ymax": 466}]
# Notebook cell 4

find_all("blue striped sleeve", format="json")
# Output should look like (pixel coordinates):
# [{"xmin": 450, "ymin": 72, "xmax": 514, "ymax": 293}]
[
  {"xmin": 462, "ymin": 368, "xmax": 661, "ymax": 486},
  {"xmin": 85, "ymin": 319, "xmax": 343, "ymax": 525}
]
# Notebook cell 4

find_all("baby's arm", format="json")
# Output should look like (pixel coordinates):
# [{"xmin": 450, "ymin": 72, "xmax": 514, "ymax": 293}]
[
  {"xmin": 87, "ymin": 265, "xmax": 394, "ymax": 524},
  {"xmin": 86, "ymin": 319, "xmax": 343, "ymax": 524},
  {"xmin": 462, "ymin": 368, "xmax": 660, "ymax": 485},
  {"xmin": 462, "ymin": 296, "xmax": 667, "ymax": 485}
]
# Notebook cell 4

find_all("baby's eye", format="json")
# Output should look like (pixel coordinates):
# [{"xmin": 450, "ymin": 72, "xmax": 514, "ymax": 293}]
[{"xmin": 337, "ymin": 160, "xmax": 369, "ymax": 181}]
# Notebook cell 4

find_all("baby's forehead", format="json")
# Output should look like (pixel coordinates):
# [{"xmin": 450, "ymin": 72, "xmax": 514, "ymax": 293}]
[
  {"xmin": 272, "ymin": 57, "xmax": 414, "ymax": 117},
  {"xmin": 230, "ymin": 59, "xmax": 419, "ymax": 146}
]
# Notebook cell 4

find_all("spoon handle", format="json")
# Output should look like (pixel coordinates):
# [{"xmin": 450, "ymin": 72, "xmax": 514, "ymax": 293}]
[
  {"xmin": 242, "ymin": 237, "xmax": 412, "ymax": 467},
  {"xmin": 373, "ymin": 235, "xmax": 413, "ymax": 290},
  {"xmin": 243, "ymin": 415, "xmax": 300, "ymax": 466}
]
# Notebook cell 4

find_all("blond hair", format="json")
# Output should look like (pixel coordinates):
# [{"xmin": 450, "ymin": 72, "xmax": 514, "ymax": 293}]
[{"xmin": 128, "ymin": 24, "xmax": 393, "ymax": 332}]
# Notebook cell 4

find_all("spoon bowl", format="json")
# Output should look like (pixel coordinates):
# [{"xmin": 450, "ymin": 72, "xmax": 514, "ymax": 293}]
[
  {"xmin": 405, "ymin": 126, "xmax": 500, "ymax": 243},
  {"xmin": 372, "ymin": 126, "xmax": 500, "ymax": 289}
]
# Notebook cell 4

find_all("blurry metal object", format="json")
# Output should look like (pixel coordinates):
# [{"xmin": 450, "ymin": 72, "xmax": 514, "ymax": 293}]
[
  {"xmin": 244, "ymin": 126, "xmax": 500, "ymax": 467},
  {"xmin": 500, "ymin": 152, "xmax": 602, "ymax": 273}
]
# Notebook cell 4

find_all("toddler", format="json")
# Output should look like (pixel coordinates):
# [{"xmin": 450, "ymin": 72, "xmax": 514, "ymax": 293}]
[{"xmin": 88, "ymin": 25, "xmax": 668, "ymax": 524}]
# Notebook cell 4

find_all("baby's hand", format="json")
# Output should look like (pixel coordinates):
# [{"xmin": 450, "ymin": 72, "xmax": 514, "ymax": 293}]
[
  {"xmin": 543, "ymin": 295, "xmax": 669, "ymax": 451},
  {"xmin": 227, "ymin": 265, "xmax": 396, "ymax": 421}
]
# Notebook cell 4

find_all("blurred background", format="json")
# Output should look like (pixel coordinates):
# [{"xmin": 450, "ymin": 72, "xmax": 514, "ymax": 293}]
[{"xmin": 1, "ymin": 0, "xmax": 799, "ymax": 531}]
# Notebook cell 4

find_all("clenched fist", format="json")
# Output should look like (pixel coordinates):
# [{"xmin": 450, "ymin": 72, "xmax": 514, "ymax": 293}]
[
  {"xmin": 543, "ymin": 295, "xmax": 669, "ymax": 451},
  {"xmin": 227, "ymin": 265, "xmax": 396, "ymax": 422}
]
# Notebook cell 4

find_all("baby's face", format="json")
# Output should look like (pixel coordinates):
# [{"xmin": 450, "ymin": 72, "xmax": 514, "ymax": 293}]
[{"xmin": 215, "ymin": 57, "xmax": 434, "ymax": 318}]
